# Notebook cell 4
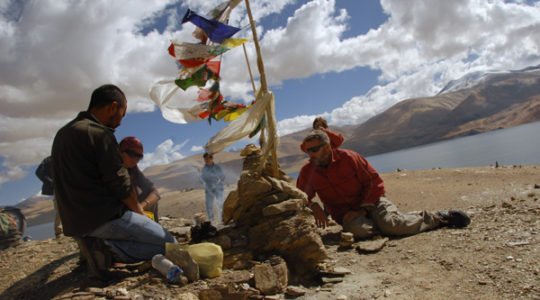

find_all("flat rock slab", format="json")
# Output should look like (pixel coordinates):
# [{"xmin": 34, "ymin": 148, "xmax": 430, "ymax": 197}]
[{"xmin": 356, "ymin": 237, "xmax": 389, "ymax": 253}]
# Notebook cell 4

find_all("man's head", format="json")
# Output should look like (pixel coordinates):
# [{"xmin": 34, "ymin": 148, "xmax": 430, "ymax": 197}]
[
  {"xmin": 312, "ymin": 117, "xmax": 328, "ymax": 130},
  {"xmin": 303, "ymin": 130, "xmax": 332, "ymax": 167},
  {"xmin": 203, "ymin": 152, "xmax": 214, "ymax": 166},
  {"xmin": 87, "ymin": 84, "xmax": 127, "ymax": 128}
]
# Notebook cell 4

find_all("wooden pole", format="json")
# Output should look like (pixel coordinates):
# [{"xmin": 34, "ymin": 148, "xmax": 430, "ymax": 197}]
[
  {"xmin": 244, "ymin": 0, "xmax": 279, "ymax": 178},
  {"xmin": 242, "ymin": 43, "xmax": 257, "ymax": 95}
]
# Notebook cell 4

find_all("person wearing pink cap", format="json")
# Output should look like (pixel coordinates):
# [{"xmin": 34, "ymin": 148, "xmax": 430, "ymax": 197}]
[{"xmin": 119, "ymin": 136, "xmax": 161, "ymax": 222}]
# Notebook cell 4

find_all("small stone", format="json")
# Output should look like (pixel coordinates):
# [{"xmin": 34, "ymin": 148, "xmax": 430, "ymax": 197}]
[
  {"xmin": 333, "ymin": 267, "xmax": 352, "ymax": 275},
  {"xmin": 286, "ymin": 286, "xmax": 306, "ymax": 296},
  {"xmin": 116, "ymin": 288, "xmax": 129, "ymax": 296},
  {"xmin": 177, "ymin": 292, "xmax": 199, "ymax": 300},
  {"xmin": 150, "ymin": 277, "xmax": 162, "ymax": 283},
  {"xmin": 356, "ymin": 237, "xmax": 389, "ymax": 253},
  {"xmin": 86, "ymin": 287, "xmax": 105, "ymax": 296},
  {"xmin": 321, "ymin": 276, "xmax": 344, "ymax": 283}
]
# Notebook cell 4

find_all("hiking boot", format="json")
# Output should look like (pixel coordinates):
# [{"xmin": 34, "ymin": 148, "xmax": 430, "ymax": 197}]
[
  {"xmin": 437, "ymin": 210, "xmax": 471, "ymax": 228},
  {"xmin": 77, "ymin": 237, "xmax": 113, "ymax": 280}
]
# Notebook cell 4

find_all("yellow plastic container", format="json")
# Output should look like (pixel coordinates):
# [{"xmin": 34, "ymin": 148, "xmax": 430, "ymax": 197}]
[{"xmin": 166, "ymin": 242, "xmax": 223, "ymax": 278}]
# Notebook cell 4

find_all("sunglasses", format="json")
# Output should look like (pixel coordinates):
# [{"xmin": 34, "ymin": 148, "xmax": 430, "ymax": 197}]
[
  {"xmin": 124, "ymin": 149, "xmax": 143, "ymax": 159},
  {"xmin": 306, "ymin": 143, "xmax": 326, "ymax": 153}
]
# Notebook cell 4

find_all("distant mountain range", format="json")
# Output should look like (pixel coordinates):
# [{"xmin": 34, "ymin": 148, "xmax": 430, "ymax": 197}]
[{"xmin": 339, "ymin": 65, "xmax": 540, "ymax": 156}]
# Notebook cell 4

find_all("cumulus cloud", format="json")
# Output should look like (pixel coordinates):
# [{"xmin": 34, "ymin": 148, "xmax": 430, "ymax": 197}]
[
  {"xmin": 1, "ymin": 0, "xmax": 539, "ymax": 186},
  {"xmin": 278, "ymin": 0, "xmax": 540, "ymax": 129},
  {"xmin": 138, "ymin": 138, "xmax": 187, "ymax": 170},
  {"xmin": 190, "ymin": 145, "xmax": 204, "ymax": 152}
]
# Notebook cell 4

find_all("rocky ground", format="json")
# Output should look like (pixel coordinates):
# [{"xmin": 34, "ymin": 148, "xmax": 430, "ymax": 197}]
[{"xmin": 1, "ymin": 165, "xmax": 539, "ymax": 299}]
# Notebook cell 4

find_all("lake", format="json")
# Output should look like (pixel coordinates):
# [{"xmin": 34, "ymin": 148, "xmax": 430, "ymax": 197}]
[
  {"xmin": 367, "ymin": 120, "xmax": 540, "ymax": 173},
  {"xmin": 24, "ymin": 221, "xmax": 55, "ymax": 241},
  {"xmin": 25, "ymin": 121, "xmax": 540, "ymax": 240}
]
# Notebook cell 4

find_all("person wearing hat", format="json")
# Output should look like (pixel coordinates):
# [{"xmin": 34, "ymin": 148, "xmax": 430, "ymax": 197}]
[{"xmin": 119, "ymin": 136, "xmax": 161, "ymax": 222}]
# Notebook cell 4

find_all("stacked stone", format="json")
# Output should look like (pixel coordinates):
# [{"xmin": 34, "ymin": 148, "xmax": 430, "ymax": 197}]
[{"xmin": 218, "ymin": 144, "xmax": 328, "ymax": 283}]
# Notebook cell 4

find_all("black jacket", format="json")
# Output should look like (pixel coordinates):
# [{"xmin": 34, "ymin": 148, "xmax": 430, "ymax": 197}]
[
  {"xmin": 51, "ymin": 111, "xmax": 132, "ymax": 236},
  {"xmin": 36, "ymin": 156, "xmax": 54, "ymax": 195}
]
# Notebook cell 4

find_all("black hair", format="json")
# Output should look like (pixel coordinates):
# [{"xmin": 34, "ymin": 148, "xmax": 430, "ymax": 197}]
[{"xmin": 87, "ymin": 84, "xmax": 126, "ymax": 110}]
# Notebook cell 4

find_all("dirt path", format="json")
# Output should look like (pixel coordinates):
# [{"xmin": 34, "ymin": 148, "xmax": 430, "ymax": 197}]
[{"xmin": 2, "ymin": 165, "xmax": 539, "ymax": 299}]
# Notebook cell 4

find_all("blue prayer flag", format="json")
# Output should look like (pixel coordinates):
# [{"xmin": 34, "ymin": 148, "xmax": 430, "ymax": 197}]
[{"xmin": 182, "ymin": 9, "xmax": 240, "ymax": 44}]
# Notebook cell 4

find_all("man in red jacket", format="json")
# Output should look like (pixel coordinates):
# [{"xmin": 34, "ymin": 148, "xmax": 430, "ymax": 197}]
[{"xmin": 296, "ymin": 130, "xmax": 470, "ymax": 239}]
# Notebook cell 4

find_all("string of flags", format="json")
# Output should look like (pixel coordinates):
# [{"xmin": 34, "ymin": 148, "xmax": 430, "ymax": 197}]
[{"xmin": 150, "ymin": 0, "xmax": 257, "ymax": 126}]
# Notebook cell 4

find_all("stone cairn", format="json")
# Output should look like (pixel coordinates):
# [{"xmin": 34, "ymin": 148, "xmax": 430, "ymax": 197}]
[{"xmin": 211, "ymin": 144, "xmax": 328, "ymax": 283}]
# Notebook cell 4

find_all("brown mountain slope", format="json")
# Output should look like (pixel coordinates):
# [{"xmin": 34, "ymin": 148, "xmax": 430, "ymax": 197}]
[{"xmin": 342, "ymin": 69, "xmax": 540, "ymax": 156}]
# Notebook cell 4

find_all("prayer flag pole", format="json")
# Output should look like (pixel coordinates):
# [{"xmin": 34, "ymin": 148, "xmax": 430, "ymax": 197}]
[{"xmin": 244, "ymin": 0, "xmax": 280, "ymax": 178}]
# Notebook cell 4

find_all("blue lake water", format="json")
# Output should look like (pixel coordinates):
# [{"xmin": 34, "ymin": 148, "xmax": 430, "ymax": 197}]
[
  {"xmin": 24, "ymin": 221, "xmax": 55, "ymax": 241},
  {"xmin": 26, "ymin": 121, "xmax": 540, "ymax": 240},
  {"xmin": 367, "ymin": 121, "xmax": 540, "ymax": 173}
]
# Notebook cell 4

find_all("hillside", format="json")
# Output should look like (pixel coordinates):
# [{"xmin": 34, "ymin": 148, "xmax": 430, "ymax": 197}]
[{"xmin": 342, "ymin": 68, "xmax": 540, "ymax": 156}]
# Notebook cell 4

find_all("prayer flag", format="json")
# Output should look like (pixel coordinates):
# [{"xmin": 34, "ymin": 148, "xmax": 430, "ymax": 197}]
[
  {"xmin": 175, "ymin": 66, "xmax": 215, "ymax": 91},
  {"xmin": 182, "ymin": 9, "xmax": 240, "ymax": 43}
]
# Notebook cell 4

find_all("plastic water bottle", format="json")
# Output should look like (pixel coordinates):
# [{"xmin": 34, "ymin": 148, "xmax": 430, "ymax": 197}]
[{"xmin": 152, "ymin": 254, "xmax": 184, "ymax": 283}]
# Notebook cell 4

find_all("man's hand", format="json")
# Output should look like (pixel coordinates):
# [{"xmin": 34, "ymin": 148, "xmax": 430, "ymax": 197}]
[{"xmin": 310, "ymin": 202, "xmax": 329, "ymax": 228}]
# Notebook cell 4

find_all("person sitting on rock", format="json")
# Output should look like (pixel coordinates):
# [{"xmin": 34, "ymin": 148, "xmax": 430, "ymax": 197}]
[
  {"xmin": 119, "ymin": 136, "xmax": 161, "ymax": 222},
  {"xmin": 51, "ymin": 84, "xmax": 176, "ymax": 279},
  {"xmin": 296, "ymin": 130, "xmax": 471, "ymax": 239},
  {"xmin": 300, "ymin": 116, "xmax": 343, "ymax": 152}
]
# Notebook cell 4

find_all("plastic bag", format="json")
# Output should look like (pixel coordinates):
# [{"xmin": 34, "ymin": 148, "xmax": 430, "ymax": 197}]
[{"xmin": 166, "ymin": 242, "xmax": 223, "ymax": 278}]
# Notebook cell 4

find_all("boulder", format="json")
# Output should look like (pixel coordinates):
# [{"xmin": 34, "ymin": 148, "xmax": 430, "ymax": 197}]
[{"xmin": 253, "ymin": 262, "xmax": 288, "ymax": 295}]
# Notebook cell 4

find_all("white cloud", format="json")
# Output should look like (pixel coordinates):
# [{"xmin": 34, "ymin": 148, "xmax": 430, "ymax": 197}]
[
  {"xmin": 277, "ymin": 113, "xmax": 330, "ymax": 136},
  {"xmin": 190, "ymin": 145, "xmax": 204, "ymax": 152},
  {"xmin": 278, "ymin": 0, "xmax": 540, "ymax": 128},
  {"xmin": 138, "ymin": 138, "xmax": 187, "ymax": 170}
]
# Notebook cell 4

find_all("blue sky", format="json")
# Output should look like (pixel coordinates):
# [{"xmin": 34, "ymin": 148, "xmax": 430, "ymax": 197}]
[{"xmin": 1, "ymin": 0, "xmax": 539, "ymax": 206}]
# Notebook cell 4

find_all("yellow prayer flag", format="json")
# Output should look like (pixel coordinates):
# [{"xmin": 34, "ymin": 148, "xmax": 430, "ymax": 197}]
[{"xmin": 221, "ymin": 38, "xmax": 249, "ymax": 49}]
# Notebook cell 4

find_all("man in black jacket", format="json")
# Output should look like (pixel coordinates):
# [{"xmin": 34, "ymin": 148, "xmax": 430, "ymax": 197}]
[{"xmin": 51, "ymin": 84, "xmax": 175, "ymax": 278}]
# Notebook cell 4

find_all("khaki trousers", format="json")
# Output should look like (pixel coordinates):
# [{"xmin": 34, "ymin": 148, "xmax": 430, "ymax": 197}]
[{"xmin": 342, "ymin": 197, "xmax": 441, "ymax": 239}]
